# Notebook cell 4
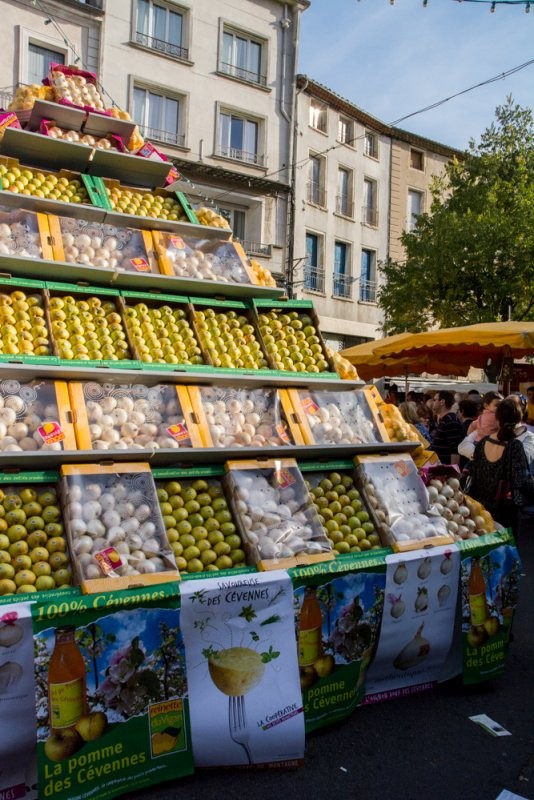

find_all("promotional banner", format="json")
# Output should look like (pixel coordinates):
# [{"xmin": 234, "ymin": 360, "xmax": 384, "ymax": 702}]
[
  {"xmin": 459, "ymin": 530, "xmax": 521, "ymax": 685},
  {"xmin": 32, "ymin": 583, "xmax": 193, "ymax": 800},
  {"xmin": 364, "ymin": 545, "xmax": 460, "ymax": 701},
  {"xmin": 180, "ymin": 570, "xmax": 304, "ymax": 767},
  {"xmin": 291, "ymin": 553, "xmax": 387, "ymax": 733},
  {"xmin": 0, "ymin": 601, "xmax": 37, "ymax": 800}
]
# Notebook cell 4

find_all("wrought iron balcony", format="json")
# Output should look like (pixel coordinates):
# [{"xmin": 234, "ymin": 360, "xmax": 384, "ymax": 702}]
[
  {"xmin": 219, "ymin": 61, "xmax": 267, "ymax": 87},
  {"xmin": 242, "ymin": 241, "xmax": 272, "ymax": 258},
  {"xmin": 135, "ymin": 32, "xmax": 188, "ymax": 60},
  {"xmin": 359, "ymin": 280, "xmax": 377, "ymax": 303},
  {"xmin": 306, "ymin": 181, "xmax": 327, "ymax": 208},
  {"xmin": 138, "ymin": 126, "xmax": 185, "ymax": 147},
  {"xmin": 216, "ymin": 146, "xmax": 264, "ymax": 167},
  {"xmin": 303, "ymin": 266, "xmax": 325, "ymax": 293},
  {"xmin": 335, "ymin": 194, "xmax": 354, "ymax": 218},
  {"xmin": 361, "ymin": 205, "xmax": 379, "ymax": 227},
  {"xmin": 333, "ymin": 273, "xmax": 352, "ymax": 299},
  {"xmin": 0, "ymin": 89, "xmax": 13, "ymax": 110}
]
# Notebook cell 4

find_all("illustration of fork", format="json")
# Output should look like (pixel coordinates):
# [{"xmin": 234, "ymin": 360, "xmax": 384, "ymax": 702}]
[{"xmin": 228, "ymin": 694, "xmax": 252, "ymax": 764}]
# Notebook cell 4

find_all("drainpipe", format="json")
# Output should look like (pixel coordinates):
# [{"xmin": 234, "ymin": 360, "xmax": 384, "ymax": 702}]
[{"xmin": 283, "ymin": 5, "xmax": 304, "ymax": 298}]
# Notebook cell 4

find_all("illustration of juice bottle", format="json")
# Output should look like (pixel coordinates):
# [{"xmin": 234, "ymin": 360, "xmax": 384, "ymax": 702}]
[
  {"xmin": 47, "ymin": 626, "xmax": 87, "ymax": 732},
  {"xmin": 468, "ymin": 558, "xmax": 488, "ymax": 627},
  {"xmin": 298, "ymin": 587, "xmax": 323, "ymax": 667}
]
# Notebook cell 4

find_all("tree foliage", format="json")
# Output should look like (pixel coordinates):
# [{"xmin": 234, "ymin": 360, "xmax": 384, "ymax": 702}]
[{"xmin": 378, "ymin": 97, "xmax": 534, "ymax": 335}]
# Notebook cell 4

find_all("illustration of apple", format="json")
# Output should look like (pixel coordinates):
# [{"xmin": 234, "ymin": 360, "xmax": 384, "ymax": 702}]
[
  {"xmin": 44, "ymin": 729, "xmax": 82, "ymax": 761},
  {"xmin": 75, "ymin": 710, "xmax": 108, "ymax": 741},
  {"xmin": 467, "ymin": 625, "xmax": 488, "ymax": 647},
  {"xmin": 313, "ymin": 654, "xmax": 334, "ymax": 678},
  {"xmin": 483, "ymin": 616, "xmax": 500, "ymax": 637}
]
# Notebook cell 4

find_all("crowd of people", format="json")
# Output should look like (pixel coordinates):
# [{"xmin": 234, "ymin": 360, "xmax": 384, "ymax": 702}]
[{"xmin": 387, "ymin": 384, "xmax": 534, "ymax": 541}]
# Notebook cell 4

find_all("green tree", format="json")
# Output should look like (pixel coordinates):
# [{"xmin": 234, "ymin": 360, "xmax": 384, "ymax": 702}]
[{"xmin": 378, "ymin": 97, "xmax": 534, "ymax": 334}]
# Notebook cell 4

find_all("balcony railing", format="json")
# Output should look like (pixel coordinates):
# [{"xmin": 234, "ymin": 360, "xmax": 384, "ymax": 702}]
[
  {"xmin": 303, "ymin": 266, "xmax": 325, "ymax": 293},
  {"xmin": 0, "ymin": 89, "xmax": 13, "ymax": 110},
  {"xmin": 216, "ymin": 146, "xmax": 264, "ymax": 167},
  {"xmin": 242, "ymin": 241, "xmax": 272, "ymax": 258},
  {"xmin": 359, "ymin": 280, "xmax": 377, "ymax": 303},
  {"xmin": 333, "ymin": 273, "xmax": 352, "ymax": 299},
  {"xmin": 73, "ymin": 0, "xmax": 103, "ymax": 8},
  {"xmin": 335, "ymin": 194, "xmax": 354, "ymax": 218},
  {"xmin": 219, "ymin": 61, "xmax": 267, "ymax": 88},
  {"xmin": 306, "ymin": 181, "xmax": 327, "ymax": 208},
  {"xmin": 135, "ymin": 32, "xmax": 188, "ymax": 60},
  {"xmin": 138, "ymin": 126, "xmax": 185, "ymax": 147},
  {"xmin": 361, "ymin": 205, "xmax": 378, "ymax": 227}
]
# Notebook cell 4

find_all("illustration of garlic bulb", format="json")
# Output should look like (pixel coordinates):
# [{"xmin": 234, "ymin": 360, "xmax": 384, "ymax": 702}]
[
  {"xmin": 417, "ymin": 556, "xmax": 432, "ymax": 580},
  {"xmin": 0, "ymin": 661, "xmax": 23, "ymax": 693},
  {"xmin": 393, "ymin": 624, "xmax": 430, "ymax": 671},
  {"xmin": 0, "ymin": 620, "xmax": 24, "ymax": 647},
  {"xmin": 393, "ymin": 562, "xmax": 408, "ymax": 585}
]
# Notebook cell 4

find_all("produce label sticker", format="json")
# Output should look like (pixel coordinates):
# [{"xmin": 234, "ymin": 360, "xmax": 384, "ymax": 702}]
[
  {"xmin": 180, "ymin": 570, "xmax": 305, "ymax": 767},
  {"xmin": 276, "ymin": 468, "xmax": 296, "ymax": 489},
  {"xmin": 364, "ymin": 546, "xmax": 460, "ymax": 701},
  {"xmin": 169, "ymin": 236, "xmax": 185, "ymax": 250},
  {"xmin": 167, "ymin": 423, "xmax": 191, "ymax": 443},
  {"xmin": 301, "ymin": 397, "xmax": 319, "ymax": 415},
  {"xmin": 458, "ymin": 530, "xmax": 520, "ymax": 685},
  {"xmin": 276, "ymin": 424, "xmax": 290, "ymax": 443},
  {"xmin": 31, "ymin": 583, "xmax": 193, "ymax": 800},
  {"xmin": 291, "ymin": 561, "xmax": 387, "ymax": 734},
  {"xmin": 37, "ymin": 421, "xmax": 65, "ymax": 444},
  {"xmin": 130, "ymin": 257, "xmax": 151, "ymax": 272},
  {"xmin": 394, "ymin": 460, "xmax": 412, "ymax": 478},
  {"xmin": 94, "ymin": 547, "xmax": 123, "ymax": 575}
]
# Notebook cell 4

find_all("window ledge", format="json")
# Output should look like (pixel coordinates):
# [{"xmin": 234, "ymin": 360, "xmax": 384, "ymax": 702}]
[
  {"xmin": 211, "ymin": 153, "xmax": 267, "ymax": 172},
  {"xmin": 332, "ymin": 294, "xmax": 354, "ymax": 302},
  {"xmin": 129, "ymin": 40, "xmax": 194, "ymax": 67},
  {"xmin": 308, "ymin": 125, "xmax": 328, "ymax": 136},
  {"xmin": 336, "ymin": 139, "xmax": 355, "ymax": 150},
  {"xmin": 358, "ymin": 299, "xmax": 377, "ymax": 306},
  {"xmin": 149, "ymin": 140, "xmax": 190, "ymax": 155},
  {"xmin": 216, "ymin": 69, "xmax": 271, "ymax": 93},
  {"xmin": 333, "ymin": 211, "xmax": 354, "ymax": 222},
  {"xmin": 302, "ymin": 288, "xmax": 326, "ymax": 297},
  {"xmin": 364, "ymin": 153, "xmax": 379, "ymax": 162},
  {"xmin": 306, "ymin": 201, "xmax": 328, "ymax": 212}
]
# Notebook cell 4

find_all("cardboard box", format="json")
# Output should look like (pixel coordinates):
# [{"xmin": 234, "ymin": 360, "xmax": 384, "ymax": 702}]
[
  {"xmin": 0, "ymin": 205, "xmax": 53, "ymax": 261},
  {"xmin": 69, "ymin": 381, "xmax": 203, "ymax": 450},
  {"xmin": 154, "ymin": 230, "xmax": 255, "ymax": 285},
  {"xmin": 60, "ymin": 462, "xmax": 180, "ymax": 593},
  {"xmin": 190, "ymin": 297, "xmax": 270, "ymax": 370},
  {"xmin": 187, "ymin": 385, "xmax": 304, "ymax": 448},
  {"xmin": 223, "ymin": 458, "xmax": 334, "ymax": 570},
  {"xmin": 0, "ymin": 276, "xmax": 56, "ymax": 362},
  {"xmin": 0, "ymin": 155, "xmax": 93, "ymax": 208},
  {"xmin": 101, "ymin": 178, "xmax": 191, "ymax": 223},
  {"xmin": 253, "ymin": 299, "xmax": 338, "ymax": 375},
  {"xmin": 45, "ymin": 281, "xmax": 135, "ymax": 363},
  {"xmin": 119, "ymin": 289, "xmax": 204, "ymax": 366},
  {"xmin": 0, "ymin": 379, "xmax": 76, "ymax": 452},
  {"xmin": 353, "ymin": 453, "xmax": 454, "ymax": 552},
  {"xmin": 47, "ymin": 215, "xmax": 158, "ymax": 274},
  {"xmin": 287, "ymin": 387, "xmax": 386, "ymax": 446}
]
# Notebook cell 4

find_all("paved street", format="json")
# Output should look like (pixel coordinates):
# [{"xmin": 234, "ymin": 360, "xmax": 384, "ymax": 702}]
[{"xmin": 126, "ymin": 531, "xmax": 534, "ymax": 800}]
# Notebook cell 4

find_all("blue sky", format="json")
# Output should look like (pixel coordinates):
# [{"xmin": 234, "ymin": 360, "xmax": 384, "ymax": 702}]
[{"xmin": 297, "ymin": 0, "xmax": 534, "ymax": 150}]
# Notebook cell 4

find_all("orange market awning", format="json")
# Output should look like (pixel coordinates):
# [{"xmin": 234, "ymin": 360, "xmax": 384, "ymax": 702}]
[{"xmin": 341, "ymin": 321, "xmax": 534, "ymax": 380}]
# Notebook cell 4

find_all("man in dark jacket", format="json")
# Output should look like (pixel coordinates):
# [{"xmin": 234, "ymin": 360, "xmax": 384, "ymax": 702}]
[{"xmin": 429, "ymin": 390, "xmax": 464, "ymax": 465}]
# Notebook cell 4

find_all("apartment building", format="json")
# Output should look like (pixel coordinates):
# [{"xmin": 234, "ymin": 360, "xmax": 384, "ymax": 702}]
[
  {"xmin": 0, "ymin": 0, "xmax": 310, "ymax": 278},
  {"xmin": 292, "ymin": 77, "xmax": 459, "ymax": 350}
]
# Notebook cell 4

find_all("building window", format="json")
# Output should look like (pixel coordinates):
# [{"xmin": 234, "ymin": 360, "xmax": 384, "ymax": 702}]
[
  {"xmin": 360, "ymin": 249, "xmax": 377, "ymax": 303},
  {"xmin": 220, "ymin": 27, "xmax": 266, "ymax": 87},
  {"xmin": 364, "ymin": 131, "xmax": 378, "ymax": 159},
  {"xmin": 306, "ymin": 155, "xmax": 326, "ymax": 207},
  {"xmin": 336, "ymin": 168, "xmax": 353, "ymax": 217},
  {"xmin": 410, "ymin": 148, "xmax": 424, "ymax": 171},
  {"xmin": 333, "ymin": 241, "xmax": 351, "ymax": 299},
  {"xmin": 407, "ymin": 189, "xmax": 423, "ymax": 231},
  {"xmin": 362, "ymin": 179, "xmax": 378, "ymax": 227},
  {"xmin": 217, "ymin": 110, "xmax": 263, "ymax": 166},
  {"xmin": 219, "ymin": 207, "xmax": 246, "ymax": 240},
  {"xmin": 304, "ymin": 233, "xmax": 324, "ymax": 292},
  {"xmin": 309, "ymin": 100, "xmax": 327, "ymax": 133},
  {"xmin": 133, "ymin": 85, "xmax": 184, "ymax": 146},
  {"xmin": 338, "ymin": 116, "xmax": 354, "ymax": 145},
  {"xmin": 135, "ymin": 0, "xmax": 188, "ymax": 60},
  {"xmin": 27, "ymin": 43, "xmax": 64, "ymax": 84}
]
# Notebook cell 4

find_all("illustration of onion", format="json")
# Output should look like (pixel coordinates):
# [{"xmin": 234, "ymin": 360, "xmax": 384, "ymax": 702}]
[
  {"xmin": 437, "ymin": 585, "xmax": 451, "ymax": 606},
  {"xmin": 0, "ymin": 661, "xmax": 24, "ymax": 693},
  {"xmin": 415, "ymin": 587, "xmax": 429, "ymax": 612},
  {"xmin": 0, "ymin": 617, "xmax": 23, "ymax": 647},
  {"xmin": 208, "ymin": 647, "xmax": 265, "ymax": 696},
  {"xmin": 440, "ymin": 554, "xmax": 454, "ymax": 575},
  {"xmin": 388, "ymin": 593, "xmax": 405, "ymax": 619},
  {"xmin": 393, "ymin": 624, "xmax": 431, "ymax": 670},
  {"xmin": 393, "ymin": 563, "xmax": 408, "ymax": 585},
  {"xmin": 417, "ymin": 557, "xmax": 432, "ymax": 580}
]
